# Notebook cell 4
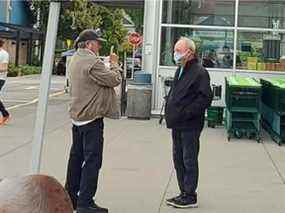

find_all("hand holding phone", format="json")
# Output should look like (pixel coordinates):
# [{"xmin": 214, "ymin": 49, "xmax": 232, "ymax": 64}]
[
  {"xmin": 110, "ymin": 45, "xmax": 114, "ymax": 54},
  {"xmin": 109, "ymin": 53, "xmax": 119, "ymax": 65},
  {"xmin": 109, "ymin": 46, "xmax": 119, "ymax": 64}
]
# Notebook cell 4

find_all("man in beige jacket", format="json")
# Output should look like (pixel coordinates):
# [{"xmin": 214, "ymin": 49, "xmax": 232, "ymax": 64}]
[{"xmin": 65, "ymin": 29, "xmax": 122, "ymax": 213}]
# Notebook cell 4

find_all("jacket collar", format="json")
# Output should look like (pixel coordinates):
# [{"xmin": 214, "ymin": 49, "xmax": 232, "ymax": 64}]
[
  {"xmin": 77, "ymin": 48, "xmax": 96, "ymax": 56},
  {"xmin": 183, "ymin": 57, "xmax": 199, "ymax": 70},
  {"xmin": 173, "ymin": 57, "xmax": 200, "ymax": 94},
  {"xmin": 174, "ymin": 57, "xmax": 199, "ymax": 80}
]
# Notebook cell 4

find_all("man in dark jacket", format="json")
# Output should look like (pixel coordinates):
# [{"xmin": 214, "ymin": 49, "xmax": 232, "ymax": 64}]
[{"xmin": 165, "ymin": 37, "xmax": 213, "ymax": 208}]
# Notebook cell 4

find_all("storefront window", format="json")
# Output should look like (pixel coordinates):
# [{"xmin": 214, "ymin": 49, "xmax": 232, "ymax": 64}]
[
  {"xmin": 238, "ymin": 0, "xmax": 285, "ymax": 29},
  {"xmin": 160, "ymin": 27, "xmax": 234, "ymax": 68},
  {"xmin": 160, "ymin": 0, "xmax": 285, "ymax": 72},
  {"xmin": 237, "ymin": 31, "xmax": 285, "ymax": 71},
  {"xmin": 162, "ymin": 0, "xmax": 235, "ymax": 26}
]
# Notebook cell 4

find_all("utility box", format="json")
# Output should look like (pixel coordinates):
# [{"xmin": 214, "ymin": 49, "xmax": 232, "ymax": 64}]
[{"xmin": 126, "ymin": 84, "xmax": 152, "ymax": 119}]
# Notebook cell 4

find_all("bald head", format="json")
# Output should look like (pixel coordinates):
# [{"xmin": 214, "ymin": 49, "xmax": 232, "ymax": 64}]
[
  {"xmin": 0, "ymin": 175, "xmax": 73, "ymax": 213},
  {"xmin": 174, "ymin": 37, "xmax": 196, "ymax": 53}
]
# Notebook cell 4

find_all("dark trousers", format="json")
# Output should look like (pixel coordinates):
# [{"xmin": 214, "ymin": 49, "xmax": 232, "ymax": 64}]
[
  {"xmin": 65, "ymin": 118, "xmax": 104, "ymax": 208},
  {"xmin": 0, "ymin": 79, "xmax": 9, "ymax": 117},
  {"xmin": 172, "ymin": 129, "xmax": 201, "ymax": 196}
]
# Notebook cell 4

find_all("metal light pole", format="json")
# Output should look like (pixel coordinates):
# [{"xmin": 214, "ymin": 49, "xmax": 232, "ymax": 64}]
[{"xmin": 30, "ymin": 1, "xmax": 61, "ymax": 174}]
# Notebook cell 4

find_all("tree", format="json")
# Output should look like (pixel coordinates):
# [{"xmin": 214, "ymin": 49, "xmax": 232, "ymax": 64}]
[
  {"xmin": 124, "ymin": 8, "xmax": 144, "ymax": 34},
  {"xmin": 26, "ymin": 0, "xmax": 49, "ymax": 32},
  {"xmin": 27, "ymin": 0, "xmax": 128, "ymax": 55}
]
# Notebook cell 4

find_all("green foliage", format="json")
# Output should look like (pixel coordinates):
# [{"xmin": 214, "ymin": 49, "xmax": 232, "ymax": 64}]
[
  {"xmin": 29, "ymin": 0, "xmax": 128, "ymax": 56},
  {"xmin": 7, "ymin": 64, "xmax": 20, "ymax": 77},
  {"xmin": 62, "ymin": 0, "xmax": 103, "ymax": 39},
  {"xmin": 124, "ymin": 8, "xmax": 144, "ymax": 34},
  {"xmin": 239, "ymin": 52, "xmax": 251, "ymax": 64},
  {"xmin": 99, "ymin": 8, "xmax": 128, "ymax": 55},
  {"xmin": 26, "ymin": 0, "xmax": 49, "ymax": 32},
  {"xmin": 121, "ymin": 40, "xmax": 133, "ymax": 53},
  {"xmin": 8, "ymin": 64, "xmax": 41, "ymax": 77},
  {"xmin": 31, "ymin": 54, "xmax": 41, "ymax": 67}
]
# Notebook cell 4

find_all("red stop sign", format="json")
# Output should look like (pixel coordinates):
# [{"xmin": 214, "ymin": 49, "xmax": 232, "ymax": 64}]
[{"xmin": 128, "ymin": 32, "xmax": 142, "ymax": 48}]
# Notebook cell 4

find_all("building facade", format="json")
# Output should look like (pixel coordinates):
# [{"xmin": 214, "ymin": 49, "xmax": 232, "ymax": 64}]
[
  {"xmin": 0, "ymin": 0, "xmax": 31, "ymax": 26},
  {"xmin": 142, "ymin": 0, "xmax": 285, "ymax": 110},
  {"xmin": 0, "ymin": 0, "xmax": 38, "ymax": 65}
]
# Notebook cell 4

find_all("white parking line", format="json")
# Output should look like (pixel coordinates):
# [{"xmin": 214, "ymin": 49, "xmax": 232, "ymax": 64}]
[
  {"xmin": 8, "ymin": 81, "xmax": 21, "ymax": 84},
  {"xmin": 25, "ymin": 86, "xmax": 38, "ymax": 90},
  {"xmin": 7, "ymin": 91, "xmax": 65, "ymax": 110},
  {"xmin": 4, "ymin": 100, "xmax": 31, "ymax": 103}
]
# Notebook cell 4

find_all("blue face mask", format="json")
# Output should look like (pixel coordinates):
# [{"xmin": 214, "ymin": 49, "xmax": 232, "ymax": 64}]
[{"xmin": 173, "ymin": 52, "xmax": 186, "ymax": 65}]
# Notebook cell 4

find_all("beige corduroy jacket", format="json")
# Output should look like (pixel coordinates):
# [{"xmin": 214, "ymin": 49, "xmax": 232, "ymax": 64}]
[{"xmin": 68, "ymin": 48, "xmax": 122, "ymax": 121}]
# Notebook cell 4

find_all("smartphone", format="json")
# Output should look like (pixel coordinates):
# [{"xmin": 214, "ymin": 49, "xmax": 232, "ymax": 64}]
[{"xmin": 110, "ymin": 45, "xmax": 114, "ymax": 55}]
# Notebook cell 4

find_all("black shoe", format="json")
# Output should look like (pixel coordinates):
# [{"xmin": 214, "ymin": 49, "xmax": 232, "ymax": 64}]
[
  {"xmin": 169, "ymin": 193, "xmax": 198, "ymax": 208},
  {"xmin": 165, "ymin": 193, "xmax": 183, "ymax": 206},
  {"xmin": 77, "ymin": 203, "xmax": 108, "ymax": 213}
]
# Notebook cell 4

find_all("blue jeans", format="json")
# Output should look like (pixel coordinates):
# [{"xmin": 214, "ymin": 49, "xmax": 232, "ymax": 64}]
[
  {"xmin": 172, "ymin": 129, "xmax": 201, "ymax": 196},
  {"xmin": 65, "ymin": 118, "xmax": 104, "ymax": 208}
]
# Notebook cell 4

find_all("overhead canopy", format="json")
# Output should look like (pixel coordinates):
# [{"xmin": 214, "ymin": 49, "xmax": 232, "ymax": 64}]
[
  {"xmin": 0, "ymin": 22, "xmax": 43, "ymax": 40},
  {"xmin": 0, "ymin": 22, "xmax": 44, "ymax": 66}
]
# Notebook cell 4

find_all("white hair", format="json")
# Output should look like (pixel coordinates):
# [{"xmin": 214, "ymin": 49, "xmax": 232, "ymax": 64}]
[{"xmin": 179, "ymin": 37, "xmax": 196, "ymax": 53}]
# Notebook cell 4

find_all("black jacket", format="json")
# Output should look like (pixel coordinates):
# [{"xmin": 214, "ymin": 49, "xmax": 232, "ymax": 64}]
[{"xmin": 165, "ymin": 58, "xmax": 213, "ymax": 130}]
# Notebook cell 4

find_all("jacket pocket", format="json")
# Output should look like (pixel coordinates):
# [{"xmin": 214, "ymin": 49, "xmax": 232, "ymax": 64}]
[{"xmin": 165, "ymin": 101, "xmax": 184, "ymax": 128}]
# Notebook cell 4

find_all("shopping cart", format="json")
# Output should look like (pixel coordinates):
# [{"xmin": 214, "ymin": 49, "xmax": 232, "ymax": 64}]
[
  {"xmin": 159, "ymin": 77, "xmax": 174, "ymax": 124},
  {"xmin": 225, "ymin": 76, "xmax": 262, "ymax": 143},
  {"xmin": 207, "ymin": 84, "xmax": 224, "ymax": 128}
]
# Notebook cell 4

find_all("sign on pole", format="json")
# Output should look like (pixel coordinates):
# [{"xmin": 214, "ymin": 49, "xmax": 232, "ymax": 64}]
[{"xmin": 128, "ymin": 32, "xmax": 142, "ymax": 78}]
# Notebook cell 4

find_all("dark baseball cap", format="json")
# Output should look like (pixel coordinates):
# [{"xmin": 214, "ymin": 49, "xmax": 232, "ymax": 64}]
[{"xmin": 77, "ymin": 29, "xmax": 107, "ymax": 43}]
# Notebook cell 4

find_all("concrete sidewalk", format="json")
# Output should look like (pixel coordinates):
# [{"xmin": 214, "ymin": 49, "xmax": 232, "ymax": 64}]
[
  {"xmin": 0, "ymin": 94, "xmax": 285, "ymax": 213},
  {"xmin": 2, "ymin": 75, "xmax": 65, "ymax": 108}
]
